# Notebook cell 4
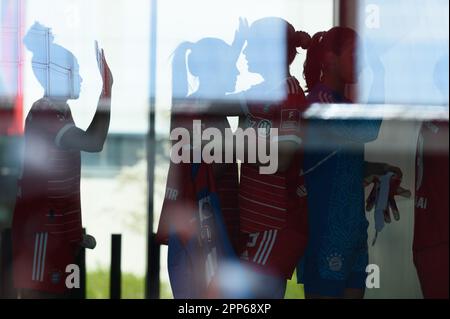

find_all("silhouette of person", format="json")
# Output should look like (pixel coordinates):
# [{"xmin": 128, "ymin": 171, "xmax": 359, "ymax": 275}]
[
  {"xmin": 157, "ymin": 34, "xmax": 244, "ymax": 298},
  {"xmin": 11, "ymin": 22, "xmax": 113, "ymax": 299},
  {"xmin": 299, "ymin": 27, "xmax": 407, "ymax": 299},
  {"xmin": 231, "ymin": 17, "xmax": 310, "ymax": 299}
]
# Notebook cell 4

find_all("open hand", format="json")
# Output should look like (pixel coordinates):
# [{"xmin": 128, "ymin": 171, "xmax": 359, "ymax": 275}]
[
  {"xmin": 95, "ymin": 40, "xmax": 113, "ymax": 97},
  {"xmin": 365, "ymin": 173, "xmax": 411, "ymax": 222}
]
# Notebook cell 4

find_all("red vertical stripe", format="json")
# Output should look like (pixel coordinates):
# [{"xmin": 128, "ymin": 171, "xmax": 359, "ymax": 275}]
[
  {"xmin": 0, "ymin": 0, "xmax": 24, "ymax": 135},
  {"xmin": 12, "ymin": 0, "xmax": 24, "ymax": 135}
]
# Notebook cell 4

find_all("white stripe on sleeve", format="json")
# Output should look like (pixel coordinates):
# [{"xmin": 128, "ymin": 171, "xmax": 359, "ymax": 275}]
[
  {"xmin": 257, "ymin": 230, "xmax": 273, "ymax": 264},
  {"xmin": 32, "ymin": 233, "xmax": 40, "ymax": 281},
  {"xmin": 262, "ymin": 230, "xmax": 278, "ymax": 265},
  {"xmin": 253, "ymin": 231, "xmax": 268, "ymax": 263},
  {"xmin": 35, "ymin": 233, "xmax": 44, "ymax": 282},
  {"xmin": 40, "ymin": 233, "xmax": 48, "ymax": 281}
]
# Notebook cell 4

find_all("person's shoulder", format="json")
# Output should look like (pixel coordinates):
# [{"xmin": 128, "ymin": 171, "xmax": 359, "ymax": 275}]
[
  {"xmin": 27, "ymin": 98, "xmax": 53, "ymax": 124},
  {"xmin": 29, "ymin": 98, "xmax": 68, "ymax": 119},
  {"xmin": 31, "ymin": 97, "xmax": 58, "ymax": 111},
  {"xmin": 27, "ymin": 98, "xmax": 72, "ymax": 130}
]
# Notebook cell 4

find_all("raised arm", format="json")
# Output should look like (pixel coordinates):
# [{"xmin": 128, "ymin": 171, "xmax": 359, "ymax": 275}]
[{"xmin": 60, "ymin": 43, "xmax": 113, "ymax": 152}]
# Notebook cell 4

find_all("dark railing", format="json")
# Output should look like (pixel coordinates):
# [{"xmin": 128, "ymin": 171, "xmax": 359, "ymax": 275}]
[
  {"xmin": 110, "ymin": 234, "xmax": 122, "ymax": 299},
  {"xmin": 0, "ymin": 228, "xmax": 15, "ymax": 299},
  {"xmin": 147, "ymin": 233, "xmax": 160, "ymax": 299}
]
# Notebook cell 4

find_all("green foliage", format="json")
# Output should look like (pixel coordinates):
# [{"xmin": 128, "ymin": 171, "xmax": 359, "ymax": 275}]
[
  {"xmin": 87, "ymin": 267, "xmax": 303, "ymax": 299},
  {"xmin": 86, "ymin": 268, "xmax": 110, "ymax": 299},
  {"xmin": 86, "ymin": 268, "xmax": 173, "ymax": 299},
  {"xmin": 284, "ymin": 273, "xmax": 305, "ymax": 299}
]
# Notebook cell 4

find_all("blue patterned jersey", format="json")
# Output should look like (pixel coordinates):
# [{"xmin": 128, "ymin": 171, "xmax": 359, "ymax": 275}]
[{"xmin": 302, "ymin": 83, "xmax": 381, "ymax": 280}]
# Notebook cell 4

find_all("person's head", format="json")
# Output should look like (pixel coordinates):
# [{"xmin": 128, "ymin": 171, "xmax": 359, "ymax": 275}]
[
  {"xmin": 24, "ymin": 22, "xmax": 82, "ymax": 101},
  {"xmin": 303, "ymin": 27, "xmax": 359, "ymax": 92},
  {"xmin": 172, "ymin": 38, "xmax": 240, "ymax": 98},
  {"xmin": 243, "ymin": 17, "xmax": 310, "ymax": 79}
]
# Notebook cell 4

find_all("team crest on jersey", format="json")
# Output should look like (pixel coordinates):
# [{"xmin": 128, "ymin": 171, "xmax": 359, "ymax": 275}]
[
  {"xmin": 50, "ymin": 270, "xmax": 62, "ymax": 284},
  {"xmin": 257, "ymin": 119, "xmax": 272, "ymax": 137},
  {"xmin": 281, "ymin": 109, "xmax": 300, "ymax": 131},
  {"xmin": 327, "ymin": 253, "xmax": 344, "ymax": 272}
]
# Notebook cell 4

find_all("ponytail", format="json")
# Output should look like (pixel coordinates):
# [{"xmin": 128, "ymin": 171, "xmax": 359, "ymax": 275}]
[
  {"xmin": 23, "ymin": 22, "xmax": 77, "ymax": 94},
  {"xmin": 250, "ymin": 17, "xmax": 311, "ymax": 66},
  {"xmin": 171, "ymin": 41, "xmax": 193, "ymax": 98},
  {"xmin": 303, "ymin": 31, "xmax": 326, "ymax": 92},
  {"xmin": 292, "ymin": 31, "xmax": 311, "ymax": 50},
  {"xmin": 287, "ymin": 25, "xmax": 311, "ymax": 65},
  {"xmin": 303, "ymin": 27, "xmax": 357, "ymax": 92},
  {"xmin": 23, "ymin": 22, "xmax": 55, "ymax": 55}
]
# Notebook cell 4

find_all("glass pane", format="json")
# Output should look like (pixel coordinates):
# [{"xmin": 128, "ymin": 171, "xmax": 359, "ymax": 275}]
[
  {"xmin": 356, "ymin": 0, "xmax": 449, "ymax": 106},
  {"xmin": 1, "ymin": 0, "xmax": 447, "ymax": 301}
]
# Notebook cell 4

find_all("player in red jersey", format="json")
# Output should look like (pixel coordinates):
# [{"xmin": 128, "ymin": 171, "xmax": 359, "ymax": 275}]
[
  {"xmin": 414, "ymin": 120, "xmax": 449, "ymax": 299},
  {"xmin": 235, "ymin": 18, "xmax": 311, "ymax": 298},
  {"xmin": 12, "ymin": 23, "xmax": 113, "ymax": 298},
  {"xmin": 157, "ymin": 36, "xmax": 242, "ymax": 249},
  {"xmin": 156, "ymin": 36, "xmax": 243, "ymax": 298},
  {"xmin": 413, "ymin": 53, "xmax": 449, "ymax": 299},
  {"xmin": 414, "ymin": 119, "xmax": 448, "ymax": 298}
]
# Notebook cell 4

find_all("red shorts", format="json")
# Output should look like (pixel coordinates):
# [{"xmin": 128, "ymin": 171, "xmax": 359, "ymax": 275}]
[
  {"xmin": 12, "ymin": 230, "xmax": 79, "ymax": 294},
  {"xmin": 238, "ymin": 228, "xmax": 307, "ymax": 279},
  {"xmin": 413, "ymin": 243, "xmax": 449, "ymax": 299}
]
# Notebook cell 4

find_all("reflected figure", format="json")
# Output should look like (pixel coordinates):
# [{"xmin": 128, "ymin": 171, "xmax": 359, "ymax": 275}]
[
  {"xmin": 12, "ymin": 22, "xmax": 113, "ymax": 298},
  {"xmin": 412, "ymin": 54, "xmax": 449, "ymax": 299},
  {"xmin": 171, "ymin": 37, "xmax": 241, "ymax": 100},
  {"xmin": 298, "ymin": 27, "xmax": 405, "ymax": 299},
  {"xmin": 157, "ymin": 35, "xmax": 243, "ymax": 298},
  {"xmin": 22, "ymin": 23, "xmax": 83, "ymax": 99},
  {"xmin": 235, "ymin": 17, "xmax": 310, "ymax": 299}
]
